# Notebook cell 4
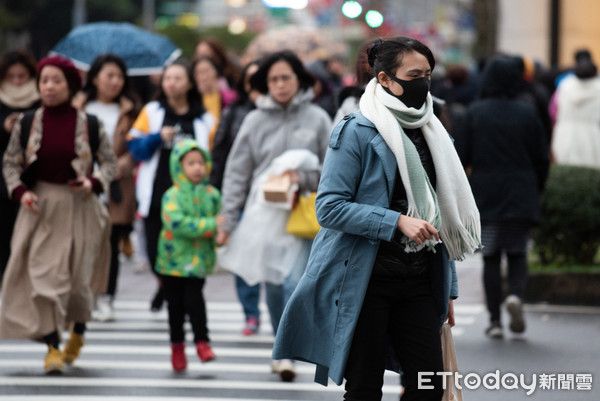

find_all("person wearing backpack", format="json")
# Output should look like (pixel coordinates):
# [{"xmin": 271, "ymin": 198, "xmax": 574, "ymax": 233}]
[{"xmin": 0, "ymin": 56, "xmax": 117, "ymax": 374}]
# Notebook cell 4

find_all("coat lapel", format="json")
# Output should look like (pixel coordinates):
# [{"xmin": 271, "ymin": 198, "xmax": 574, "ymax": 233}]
[
  {"xmin": 371, "ymin": 134, "xmax": 396, "ymax": 195},
  {"xmin": 354, "ymin": 111, "xmax": 397, "ymax": 195}
]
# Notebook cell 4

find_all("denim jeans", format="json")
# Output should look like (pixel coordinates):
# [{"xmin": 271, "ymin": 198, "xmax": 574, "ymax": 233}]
[
  {"xmin": 265, "ymin": 239, "xmax": 312, "ymax": 335},
  {"xmin": 234, "ymin": 274, "xmax": 260, "ymax": 320}
]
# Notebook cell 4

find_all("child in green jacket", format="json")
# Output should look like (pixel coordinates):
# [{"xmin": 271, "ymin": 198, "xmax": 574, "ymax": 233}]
[{"xmin": 156, "ymin": 139, "xmax": 222, "ymax": 372}]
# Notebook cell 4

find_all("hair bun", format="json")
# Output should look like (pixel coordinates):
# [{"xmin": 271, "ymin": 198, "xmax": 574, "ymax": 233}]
[{"xmin": 367, "ymin": 42, "xmax": 381, "ymax": 68}]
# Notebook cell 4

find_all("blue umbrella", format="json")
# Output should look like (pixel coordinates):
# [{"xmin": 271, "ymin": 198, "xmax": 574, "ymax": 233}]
[{"xmin": 51, "ymin": 21, "xmax": 182, "ymax": 76}]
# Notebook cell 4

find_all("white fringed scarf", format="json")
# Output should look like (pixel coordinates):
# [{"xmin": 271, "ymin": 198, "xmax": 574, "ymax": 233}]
[{"xmin": 359, "ymin": 78, "xmax": 481, "ymax": 261}]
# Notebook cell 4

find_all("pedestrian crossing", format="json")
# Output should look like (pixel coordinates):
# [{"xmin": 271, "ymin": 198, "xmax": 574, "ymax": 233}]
[{"xmin": 0, "ymin": 300, "xmax": 483, "ymax": 400}]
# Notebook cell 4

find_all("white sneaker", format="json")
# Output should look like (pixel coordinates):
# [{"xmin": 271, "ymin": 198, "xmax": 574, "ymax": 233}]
[
  {"xmin": 278, "ymin": 359, "xmax": 296, "ymax": 382},
  {"xmin": 132, "ymin": 255, "xmax": 150, "ymax": 274},
  {"xmin": 96, "ymin": 296, "xmax": 115, "ymax": 322},
  {"xmin": 485, "ymin": 324, "xmax": 504, "ymax": 339},
  {"xmin": 270, "ymin": 360, "xmax": 279, "ymax": 373},
  {"xmin": 505, "ymin": 295, "xmax": 525, "ymax": 333}
]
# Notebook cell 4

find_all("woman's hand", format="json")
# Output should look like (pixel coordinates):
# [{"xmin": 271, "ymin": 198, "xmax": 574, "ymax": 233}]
[
  {"xmin": 215, "ymin": 215, "xmax": 226, "ymax": 227},
  {"xmin": 282, "ymin": 169, "xmax": 299, "ymax": 184},
  {"xmin": 216, "ymin": 228, "xmax": 230, "ymax": 246},
  {"xmin": 397, "ymin": 215, "xmax": 439, "ymax": 245},
  {"xmin": 68, "ymin": 177, "xmax": 93, "ymax": 197},
  {"xmin": 20, "ymin": 191, "xmax": 39, "ymax": 213},
  {"xmin": 160, "ymin": 126, "xmax": 176, "ymax": 143},
  {"xmin": 3, "ymin": 113, "xmax": 19, "ymax": 134},
  {"xmin": 215, "ymin": 215, "xmax": 230, "ymax": 245},
  {"xmin": 446, "ymin": 298, "xmax": 455, "ymax": 327}
]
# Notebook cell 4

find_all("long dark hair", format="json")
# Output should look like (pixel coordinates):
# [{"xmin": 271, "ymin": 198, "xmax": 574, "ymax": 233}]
[
  {"xmin": 231, "ymin": 60, "xmax": 260, "ymax": 106},
  {"xmin": 195, "ymin": 37, "xmax": 241, "ymax": 87},
  {"xmin": 0, "ymin": 49, "xmax": 37, "ymax": 83},
  {"xmin": 250, "ymin": 50, "xmax": 315, "ymax": 95},
  {"xmin": 154, "ymin": 59, "xmax": 204, "ymax": 113},
  {"xmin": 367, "ymin": 37, "xmax": 435, "ymax": 81},
  {"xmin": 82, "ymin": 54, "xmax": 138, "ymax": 105}
]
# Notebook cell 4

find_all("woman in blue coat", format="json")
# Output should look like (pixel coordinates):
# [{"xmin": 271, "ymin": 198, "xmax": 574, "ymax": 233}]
[{"xmin": 272, "ymin": 37, "xmax": 482, "ymax": 400}]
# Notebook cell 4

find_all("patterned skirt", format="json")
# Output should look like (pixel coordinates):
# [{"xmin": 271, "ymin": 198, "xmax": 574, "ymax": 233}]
[{"xmin": 480, "ymin": 221, "xmax": 531, "ymax": 256}]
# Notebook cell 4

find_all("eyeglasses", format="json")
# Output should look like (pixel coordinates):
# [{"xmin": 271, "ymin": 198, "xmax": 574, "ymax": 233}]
[{"xmin": 267, "ymin": 74, "xmax": 296, "ymax": 84}]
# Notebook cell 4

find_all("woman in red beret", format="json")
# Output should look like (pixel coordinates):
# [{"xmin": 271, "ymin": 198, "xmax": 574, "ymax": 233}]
[{"xmin": 0, "ymin": 56, "xmax": 117, "ymax": 373}]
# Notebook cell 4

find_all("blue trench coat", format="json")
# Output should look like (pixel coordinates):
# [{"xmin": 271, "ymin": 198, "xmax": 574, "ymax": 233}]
[{"xmin": 272, "ymin": 111, "xmax": 459, "ymax": 386}]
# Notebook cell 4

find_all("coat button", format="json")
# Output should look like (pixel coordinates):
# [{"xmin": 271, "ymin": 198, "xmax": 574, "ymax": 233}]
[
  {"xmin": 335, "ymin": 300, "xmax": 339, "ymax": 306},
  {"xmin": 344, "ymin": 260, "xmax": 348, "ymax": 266}
]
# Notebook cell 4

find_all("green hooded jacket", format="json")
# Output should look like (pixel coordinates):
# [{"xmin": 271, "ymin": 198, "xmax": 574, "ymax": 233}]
[{"xmin": 156, "ymin": 139, "xmax": 221, "ymax": 278}]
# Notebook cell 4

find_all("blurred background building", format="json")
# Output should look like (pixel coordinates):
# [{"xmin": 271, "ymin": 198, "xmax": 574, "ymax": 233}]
[
  {"xmin": 0, "ymin": 0, "xmax": 598, "ymax": 71},
  {"xmin": 497, "ymin": 0, "xmax": 600, "ymax": 67}
]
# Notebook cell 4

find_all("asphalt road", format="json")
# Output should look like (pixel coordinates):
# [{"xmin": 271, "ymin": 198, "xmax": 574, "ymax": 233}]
[{"xmin": 0, "ymin": 246, "xmax": 598, "ymax": 400}]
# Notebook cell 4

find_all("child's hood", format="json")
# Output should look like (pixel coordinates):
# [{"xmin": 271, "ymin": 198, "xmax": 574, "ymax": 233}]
[{"xmin": 170, "ymin": 139, "xmax": 212, "ymax": 188}]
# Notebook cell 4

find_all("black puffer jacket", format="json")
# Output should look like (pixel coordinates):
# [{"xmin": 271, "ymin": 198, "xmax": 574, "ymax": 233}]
[
  {"xmin": 461, "ymin": 55, "xmax": 549, "ymax": 224},
  {"xmin": 209, "ymin": 100, "xmax": 255, "ymax": 190}
]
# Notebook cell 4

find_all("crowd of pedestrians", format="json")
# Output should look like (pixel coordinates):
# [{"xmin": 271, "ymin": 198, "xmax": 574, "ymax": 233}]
[{"xmin": 0, "ymin": 31, "xmax": 597, "ymax": 400}]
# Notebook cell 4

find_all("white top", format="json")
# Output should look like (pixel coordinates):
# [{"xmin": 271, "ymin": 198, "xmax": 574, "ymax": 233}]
[
  {"xmin": 552, "ymin": 74, "xmax": 600, "ymax": 169},
  {"xmin": 85, "ymin": 101, "xmax": 120, "ymax": 144}
]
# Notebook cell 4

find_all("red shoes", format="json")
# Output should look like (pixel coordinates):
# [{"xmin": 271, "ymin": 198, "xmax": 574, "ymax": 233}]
[
  {"xmin": 196, "ymin": 341, "xmax": 216, "ymax": 363},
  {"xmin": 242, "ymin": 317, "xmax": 260, "ymax": 336},
  {"xmin": 171, "ymin": 341, "xmax": 215, "ymax": 371},
  {"xmin": 171, "ymin": 343, "xmax": 187, "ymax": 372}
]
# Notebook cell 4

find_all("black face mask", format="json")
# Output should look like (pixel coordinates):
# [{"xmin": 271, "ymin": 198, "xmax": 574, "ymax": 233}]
[{"xmin": 383, "ymin": 73, "xmax": 431, "ymax": 109}]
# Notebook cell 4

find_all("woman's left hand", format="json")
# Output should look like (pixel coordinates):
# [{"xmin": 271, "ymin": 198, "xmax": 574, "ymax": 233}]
[
  {"xmin": 3, "ymin": 112, "xmax": 19, "ymax": 133},
  {"xmin": 446, "ymin": 298, "xmax": 455, "ymax": 327},
  {"xmin": 69, "ymin": 177, "xmax": 93, "ymax": 197}
]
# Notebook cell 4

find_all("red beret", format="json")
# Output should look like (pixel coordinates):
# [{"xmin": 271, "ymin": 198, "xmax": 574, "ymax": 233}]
[{"xmin": 36, "ymin": 56, "xmax": 82, "ymax": 95}]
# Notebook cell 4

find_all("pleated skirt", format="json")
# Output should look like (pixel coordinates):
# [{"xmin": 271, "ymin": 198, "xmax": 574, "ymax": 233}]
[{"xmin": 0, "ymin": 182, "xmax": 110, "ymax": 341}]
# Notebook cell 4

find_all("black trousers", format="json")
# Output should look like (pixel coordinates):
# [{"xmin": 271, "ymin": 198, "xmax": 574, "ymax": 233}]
[
  {"xmin": 161, "ymin": 275, "xmax": 209, "ymax": 344},
  {"xmin": 481, "ymin": 221, "xmax": 530, "ymax": 323},
  {"xmin": 344, "ymin": 275, "xmax": 444, "ymax": 401},
  {"xmin": 144, "ymin": 207, "xmax": 162, "ymax": 270},
  {"xmin": 0, "ymin": 197, "xmax": 18, "ymax": 284},
  {"xmin": 483, "ymin": 252, "xmax": 527, "ymax": 323},
  {"xmin": 107, "ymin": 223, "xmax": 133, "ymax": 297}
]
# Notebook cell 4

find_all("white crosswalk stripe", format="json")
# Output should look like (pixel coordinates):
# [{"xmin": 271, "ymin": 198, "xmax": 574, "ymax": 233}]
[{"xmin": 0, "ymin": 301, "xmax": 482, "ymax": 400}]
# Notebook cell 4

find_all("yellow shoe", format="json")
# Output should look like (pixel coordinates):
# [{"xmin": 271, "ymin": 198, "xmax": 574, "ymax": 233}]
[
  {"xmin": 63, "ymin": 332, "xmax": 84, "ymax": 364},
  {"xmin": 45, "ymin": 345, "xmax": 63, "ymax": 374},
  {"xmin": 120, "ymin": 236, "xmax": 134, "ymax": 258}
]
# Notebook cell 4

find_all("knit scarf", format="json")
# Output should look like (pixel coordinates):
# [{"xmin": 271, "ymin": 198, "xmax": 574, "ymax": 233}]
[
  {"xmin": 359, "ymin": 78, "xmax": 481, "ymax": 261},
  {"xmin": 0, "ymin": 80, "xmax": 39, "ymax": 109}
]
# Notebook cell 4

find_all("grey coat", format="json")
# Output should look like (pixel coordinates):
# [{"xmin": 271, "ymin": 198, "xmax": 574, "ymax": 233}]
[{"xmin": 220, "ymin": 89, "xmax": 332, "ymax": 233}]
